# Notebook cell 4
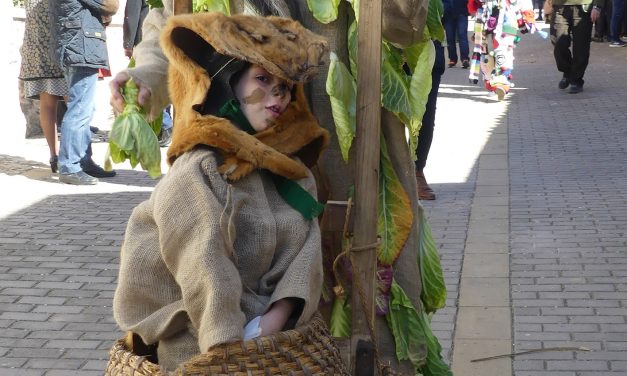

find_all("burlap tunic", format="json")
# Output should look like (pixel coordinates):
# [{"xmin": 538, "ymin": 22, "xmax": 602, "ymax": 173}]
[{"xmin": 113, "ymin": 148, "xmax": 323, "ymax": 371}]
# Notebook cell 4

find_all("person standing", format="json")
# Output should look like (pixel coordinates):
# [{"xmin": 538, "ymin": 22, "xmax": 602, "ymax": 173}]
[
  {"xmin": 445, "ymin": 0, "xmax": 470, "ymax": 68},
  {"xmin": 551, "ymin": 0, "xmax": 603, "ymax": 93},
  {"xmin": 19, "ymin": 0, "xmax": 69, "ymax": 173},
  {"xmin": 415, "ymin": 41, "xmax": 445, "ymax": 200},
  {"xmin": 49, "ymin": 0, "xmax": 118, "ymax": 185},
  {"xmin": 123, "ymin": 0, "xmax": 149, "ymax": 59},
  {"xmin": 591, "ymin": 0, "xmax": 611, "ymax": 42},
  {"xmin": 606, "ymin": 0, "xmax": 626, "ymax": 45},
  {"xmin": 534, "ymin": 0, "xmax": 546, "ymax": 20}
]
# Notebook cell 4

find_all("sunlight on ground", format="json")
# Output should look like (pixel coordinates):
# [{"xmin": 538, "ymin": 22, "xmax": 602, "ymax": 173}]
[
  {"xmin": 423, "ymin": 83, "xmax": 512, "ymax": 184},
  {"xmin": 422, "ymin": 16, "xmax": 547, "ymax": 185}
]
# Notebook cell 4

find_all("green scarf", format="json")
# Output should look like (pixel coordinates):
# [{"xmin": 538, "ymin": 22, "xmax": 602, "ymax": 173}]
[{"xmin": 218, "ymin": 100, "xmax": 325, "ymax": 220}]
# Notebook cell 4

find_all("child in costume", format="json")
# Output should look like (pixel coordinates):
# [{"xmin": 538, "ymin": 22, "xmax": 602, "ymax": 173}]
[
  {"xmin": 467, "ymin": 0, "xmax": 545, "ymax": 100},
  {"xmin": 113, "ymin": 12, "xmax": 329, "ymax": 370}
]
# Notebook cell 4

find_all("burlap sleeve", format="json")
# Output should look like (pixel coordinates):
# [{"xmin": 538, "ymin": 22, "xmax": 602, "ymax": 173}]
[
  {"xmin": 114, "ymin": 150, "xmax": 246, "ymax": 352},
  {"xmin": 266, "ymin": 172, "xmax": 323, "ymax": 326},
  {"xmin": 113, "ymin": 199, "xmax": 190, "ymax": 345},
  {"xmin": 152, "ymin": 151, "xmax": 246, "ymax": 351},
  {"xmin": 124, "ymin": 0, "xmax": 172, "ymax": 120}
]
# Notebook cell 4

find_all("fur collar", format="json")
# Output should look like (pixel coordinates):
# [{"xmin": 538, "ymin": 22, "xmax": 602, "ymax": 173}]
[{"xmin": 160, "ymin": 13, "xmax": 330, "ymax": 181}]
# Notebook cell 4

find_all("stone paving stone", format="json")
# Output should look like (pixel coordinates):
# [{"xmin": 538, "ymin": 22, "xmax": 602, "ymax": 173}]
[
  {"xmin": 44, "ymin": 371, "xmax": 103, "ymax": 376},
  {"xmin": 0, "ymin": 369, "xmax": 44, "ymax": 376},
  {"xmin": 23, "ymin": 358, "xmax": 85, "ymax": 370}
]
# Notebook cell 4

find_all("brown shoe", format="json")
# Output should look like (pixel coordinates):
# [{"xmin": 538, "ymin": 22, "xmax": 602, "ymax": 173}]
[{"xmin": 415, "ymin": 170, "xmax": 436, "ymax": 200}]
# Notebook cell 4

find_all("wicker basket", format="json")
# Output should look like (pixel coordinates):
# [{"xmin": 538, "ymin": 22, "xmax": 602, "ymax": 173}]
[{"xmin": 106, "ymin": 314, "xmax": 349, "ymax": 375}]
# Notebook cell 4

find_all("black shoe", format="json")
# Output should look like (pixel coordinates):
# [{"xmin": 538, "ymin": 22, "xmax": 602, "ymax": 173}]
[
  {"xmin": 59, "ymin": 170, "xmax": 98, "ymax": 185},
  {"xmin": 158, "ymin": 127, "xmax": 172, "ymax": 147},
  {"xmin": 81, "ymin": 159, "xmax": 116, "ymax": 178},
  {"xmin": 91, "ymin": 132, "xmax": 106, "ymax": 143},
  {"xmin": 462, "ymin": 59, "xmax": 470, "ymax": 69},
  {"xmin": 609, "ymin": 40, "xmax": 627, "ymax": 47},
  {"xmin": 568, "ymin": 83, "xmax": 583, "ymax": 94},
  {"xmin": 558, "ymin": 77, "xmax": 570, "ymax": 90},
  {"xmin": 49, "ymin": 156, "xmax": 58, "ymax": 173}
]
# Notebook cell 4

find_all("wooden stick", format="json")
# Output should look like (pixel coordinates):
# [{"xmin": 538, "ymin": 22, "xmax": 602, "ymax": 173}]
[
  {"xmin": 471, "ymin": 346, "xmax": 591, "ymax": 363},
  {"xmin": 351, "ymin": 0, "xmax": 382, "ymax": 374},
  {"xmin": 173, "ymin": 0, "xmax": 192, "ymax": 15}
]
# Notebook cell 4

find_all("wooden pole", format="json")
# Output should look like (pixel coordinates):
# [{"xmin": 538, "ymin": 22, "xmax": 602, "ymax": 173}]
[
  {"xmin": 173, "ymin": 0, "xmax": 193, "ymax": 15},
  {"xmin": 351, "ymin": 0, "xmax": 382, "ymax": 374}
]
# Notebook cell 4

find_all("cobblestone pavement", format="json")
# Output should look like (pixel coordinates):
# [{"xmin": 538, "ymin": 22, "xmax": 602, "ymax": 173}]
[
  {"xmin": 2, "ymin": 12, "xmax": 627, "ymax": 376},
  {"xmin": 423, "ymin": 24, "xmax": 627, "ymax": 375},
  {"xmin": 505, "ymin": 33, "xmax": 627, "ymax": 376}
]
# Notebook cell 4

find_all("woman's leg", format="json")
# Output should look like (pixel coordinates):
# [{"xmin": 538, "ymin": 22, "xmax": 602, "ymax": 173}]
[{"xmin": 39, "ymin": 92, "xmax": 60, "ymax": 158}]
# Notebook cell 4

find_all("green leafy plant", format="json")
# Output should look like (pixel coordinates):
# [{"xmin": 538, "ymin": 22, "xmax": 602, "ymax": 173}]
[
  {"xmin": 329, "ymin": 293, "xmax": 352, "ymax": 337},
  {"xmin": 386, "ymin": 280, "xmax": 428, "ymax": 372},
  {"xmin": 105, "ymin": 79, "xmax": 162, "ymax": 178},
  {"xmin": 146, "ymin": 0, "xmax": 164, "ymax": 9},
  {"xmin": 193, "ymin": 0, "xmax": 230, "ymax": 14},
  {"xmin": 377, "ymin": 137, "xmax": 413, "ymax": 266},
  {"xmin": 418, "ymin": 208, "xmax": 447, "ymax": 313}
]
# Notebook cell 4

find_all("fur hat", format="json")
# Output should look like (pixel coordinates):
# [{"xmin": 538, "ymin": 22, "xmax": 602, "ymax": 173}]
[{"xmin": 160, "ymin": 12, "xmax": 330, "ymax": 181}]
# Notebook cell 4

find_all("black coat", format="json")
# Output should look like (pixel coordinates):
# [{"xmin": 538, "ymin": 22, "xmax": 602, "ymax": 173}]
[
  {"xmin": 123, "ymin": 0, "xmax": 148, "ymax": 49},
  {"xmin": 49, "ymin": 0, "xmax": 118, "ymax": 69}
]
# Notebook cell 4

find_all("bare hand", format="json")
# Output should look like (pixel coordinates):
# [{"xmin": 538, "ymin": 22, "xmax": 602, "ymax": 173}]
[
  {"xmin": 109, "ymin": 71, "xmax": 151, "ymax": 114},
  {"xmin": 124, "ymin": 48, "xmax": 133, "ymax": 59},
  {"xmin": 258, "ymin": 299, "xmax": 295, "ymax": 337},
  {"xmin": 591, "ymin": 8, "xmax": 600, "ymax": 23}
]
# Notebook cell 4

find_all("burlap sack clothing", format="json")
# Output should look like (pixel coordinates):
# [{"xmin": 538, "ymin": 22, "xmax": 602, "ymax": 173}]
[{"xmin": 113, "ymin": 12, "xmax": 330, "ymax": 371}]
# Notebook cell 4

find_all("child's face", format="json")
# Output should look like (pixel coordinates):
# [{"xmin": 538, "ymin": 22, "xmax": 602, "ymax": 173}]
[{"xmin": 234, "ymin": 65, "xmax": 293, "ymax": 132}]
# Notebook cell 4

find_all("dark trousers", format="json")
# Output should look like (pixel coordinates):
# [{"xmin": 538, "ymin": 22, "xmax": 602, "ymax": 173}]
[
  {"xmin": 444, "ymin": 14, "xmax": 470, "ymax": 62},
  {"xmin": 610, "ymin": 0, "xmax": 625, "ymax": 41},
  {"xmin": 550, "ymin": 5, "xmax": 592, "ymax": 85},
  {"xmin": 594, "ymin": 4, "xmax": 611, "ymax": 38},
  {"xmin": 415, "ymin": 41, "xmax": 445, "ymax": 171}
]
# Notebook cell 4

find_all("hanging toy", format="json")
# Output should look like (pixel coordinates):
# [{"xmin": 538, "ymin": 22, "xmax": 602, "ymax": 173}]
[
  {"xmin": 469, "ymin": 6, "xmax": 486, "ymax": 84},
  {"xmin": 467, "ymin": 0, "xmax": 541, "ymax": 101}
]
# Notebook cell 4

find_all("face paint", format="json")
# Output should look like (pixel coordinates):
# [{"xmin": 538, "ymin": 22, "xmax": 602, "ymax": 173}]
[
  {"xmin": 242, "ymin": 88, "xmax": 265, "ymax": 104},
  {"xmin": 234, "ymin": 65, "xmax": 292, "ymax": 132}
]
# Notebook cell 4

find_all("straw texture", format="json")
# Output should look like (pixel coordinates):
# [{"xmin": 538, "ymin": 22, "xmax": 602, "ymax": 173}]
[{"xmin": 106, "ymin": 314, "xmax": 348, "ymax": 375}]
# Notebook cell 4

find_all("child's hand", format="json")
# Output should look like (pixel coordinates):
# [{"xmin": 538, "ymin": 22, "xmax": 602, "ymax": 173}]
[
  {"xmin": 109, "ymin": 72, "xmax": 151, "ymax": 115},
  {"xmin": 259, "ymin": 299, "xmax": 295, "ymax": 337}
]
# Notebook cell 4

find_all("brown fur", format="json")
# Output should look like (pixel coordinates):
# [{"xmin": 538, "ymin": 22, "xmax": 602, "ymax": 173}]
[{"xmin": 160, "ymin": 13, "xmax": 330, "ymax": 181}]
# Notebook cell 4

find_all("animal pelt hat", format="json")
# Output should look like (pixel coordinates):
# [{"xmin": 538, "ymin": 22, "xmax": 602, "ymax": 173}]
[{"xmin": 160, "ymin": 12, "xmax": 330, "ymax": 181}]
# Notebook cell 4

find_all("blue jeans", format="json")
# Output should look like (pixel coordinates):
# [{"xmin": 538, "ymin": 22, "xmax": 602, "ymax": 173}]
[
  {"xmin": 445, "ymin": 14, "xmax": 470, "ymax": 62},
  {"xmin": 162, "ymin": 106, "xmax": 173, "ymax": 130},
  {"xmin": 59, "ymin": 67, "xmax": 98, "ymax": 174},
  {"xmin": 610, "ymin": 0, "xmax": 625, "ymax": 42}
]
